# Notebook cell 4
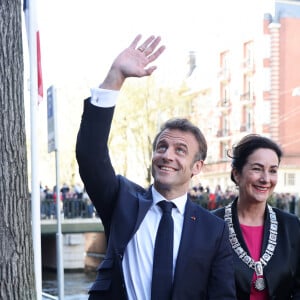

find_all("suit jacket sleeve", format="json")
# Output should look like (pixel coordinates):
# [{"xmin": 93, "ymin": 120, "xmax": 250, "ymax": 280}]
[{"xmin": 76, "ymin": 98, "xmax": 118, "ymax": 227}]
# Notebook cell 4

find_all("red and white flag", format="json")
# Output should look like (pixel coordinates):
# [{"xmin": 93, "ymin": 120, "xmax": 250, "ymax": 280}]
[{"xmin": 23, "ymin": 0, "xmax": 43, "ymax": 104}]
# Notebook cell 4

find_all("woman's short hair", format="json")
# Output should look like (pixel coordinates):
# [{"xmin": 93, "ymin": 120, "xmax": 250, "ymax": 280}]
[
  {"xmin": 228, "ymin": 134, "xmax": 283, "ymax": 184},
  {"xmin": 152, "ymin": 118, "xmax": 207, "ymax": 161}
]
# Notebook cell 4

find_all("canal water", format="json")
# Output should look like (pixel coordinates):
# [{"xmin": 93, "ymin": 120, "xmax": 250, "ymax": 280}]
[{"xmin": 42, "ymin": 269, "xmax": 95, "ymax": 299}]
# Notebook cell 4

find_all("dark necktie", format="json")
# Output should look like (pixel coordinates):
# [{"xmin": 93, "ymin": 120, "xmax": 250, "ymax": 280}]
[{"xmin": 151, "ymin": 200, "xmax": 175, "ymax": 300}]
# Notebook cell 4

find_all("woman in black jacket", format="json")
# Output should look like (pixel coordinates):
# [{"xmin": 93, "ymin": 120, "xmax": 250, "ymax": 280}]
[{"xmin": 213, "ymin": 134, "xmax": 300, "ymax": 299}]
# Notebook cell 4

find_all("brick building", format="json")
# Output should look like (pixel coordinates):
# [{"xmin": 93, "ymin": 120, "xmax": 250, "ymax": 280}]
[{"xmin": 186, "ymin": 0, "xmax": 300, "ymax": 194}]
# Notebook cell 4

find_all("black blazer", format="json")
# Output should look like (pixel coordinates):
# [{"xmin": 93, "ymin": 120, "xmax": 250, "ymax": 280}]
[
  {"xmin": 76, "ymin": 99, "xmax": 236, "ymax": 300},
  {"xmin": 213, "ymin": 199, "xmax": 300, "ymax": 300}
]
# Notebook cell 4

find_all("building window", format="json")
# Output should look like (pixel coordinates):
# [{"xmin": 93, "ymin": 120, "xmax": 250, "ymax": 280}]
[
  {"xmin": 220, "ymin": 51, "xmax": 230, "ymax": 72},
  {"xmin": 220, "ymin": 142, "xmax": 229, "ymax": 160},
  {"xmin": 240, "ymin": 107, "xmax": 253, "ymax": 132},
  {"xmin": 218, "ymin": 51, "xmax": 230, "ymax": 81},
  {"xmin": 246, "ymin": 108, "xmax": 253, "ymax": 131},
  {"xmin": 221, "ymin": 84, "xmax": 230, "ymax": 105},
  {"xmin": 244, "ymin": 41, "xmax": 254, "ymax": 68},
  {"xmin": 284, "ymin": 173, "xmax": 295, "ymax": 186},
  {"xmin": 261, "ymin": 101, "xmax": 271, "ymax": 124},
  {"xmin": 223, "ymin": 116, "xmax": 229, "ymax": 135},
  {"xmin": 244, "ymin": 75, "xmax": 254, "ymax": 100}
]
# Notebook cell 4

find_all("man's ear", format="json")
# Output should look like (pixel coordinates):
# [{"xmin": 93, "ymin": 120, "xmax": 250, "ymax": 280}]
[{"xmin": 192, "ymin": 160, "xmax": 204, "ymax": 177}]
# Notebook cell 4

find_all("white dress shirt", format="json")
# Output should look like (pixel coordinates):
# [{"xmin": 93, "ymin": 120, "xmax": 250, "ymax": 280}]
[
  {"xmin": 89, "ymin": 87, "xmax": 186, "ymax": 300},
  {"xmin": 123, "ymin": 187, "xmax": 186, "ymax": 300}
]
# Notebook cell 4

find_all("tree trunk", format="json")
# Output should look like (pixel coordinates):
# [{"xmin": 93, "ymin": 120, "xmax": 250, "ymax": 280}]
[{"xmin": 0, "ymin": 0, "xmax": 36, "ymax": 299}]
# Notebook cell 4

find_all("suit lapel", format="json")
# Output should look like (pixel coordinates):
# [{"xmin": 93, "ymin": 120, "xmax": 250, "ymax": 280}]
[{"xmin": 132, "ymin": 187, "xmax": 153, "ymax": 235}]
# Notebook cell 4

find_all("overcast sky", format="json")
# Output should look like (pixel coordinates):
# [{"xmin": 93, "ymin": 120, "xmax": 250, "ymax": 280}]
[{"xmin": 34, "ymin": 0, "xmax": 273, "ymax": 89}]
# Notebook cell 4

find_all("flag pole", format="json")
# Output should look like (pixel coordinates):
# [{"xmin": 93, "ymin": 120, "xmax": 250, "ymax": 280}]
[{"xmin": 28, "ymin": 0, "xmax": 42, "ymax": 298}]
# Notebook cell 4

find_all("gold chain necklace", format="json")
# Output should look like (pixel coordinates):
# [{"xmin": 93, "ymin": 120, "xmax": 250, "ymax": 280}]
[{"xmin": 224, "ymin": 202, "xmax": 278, "ymax": 291}]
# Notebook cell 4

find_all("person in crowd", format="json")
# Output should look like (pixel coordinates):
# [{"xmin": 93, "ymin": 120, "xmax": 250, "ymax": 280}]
[
  {"xmin": 215, "ymin": 184, "xmax": 223, "ymax": 208},
  {"xmin": 213, "ymin": 134, "xmax": 300, "ymax": 299},
  {"xmin": 208, "ymin": 191, "xmax": 216, "ymax": 210},
  {"xmin": 82, "ymin": 188, "xmax": 95, "ymax": 218},
  {"xmin": 189, "ymin": 184, "xmax": 209, "ymax": 209},
  {"xmin": 60, "ymin": 182, "xmax": 70, "ymax": 200},
  {"xmin": 73, "ymin": 182, "xmax": 84, "ymax": 199},
  {"xmin": 76, "ymin": 34, "xmax": 236, "ymax": 299},
  {"xmin": 40, "ymin": 183, "xmax": 47, "ymax": 219},
  {"xmin": 290, "ymin": 194, "xmax": 296, "ymax": 214}
]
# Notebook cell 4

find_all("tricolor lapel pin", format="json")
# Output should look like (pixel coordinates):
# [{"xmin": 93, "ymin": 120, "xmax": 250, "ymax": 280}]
[{"xmin": 190, "ymin": 216, "xmax": 196, "ymax": 221}]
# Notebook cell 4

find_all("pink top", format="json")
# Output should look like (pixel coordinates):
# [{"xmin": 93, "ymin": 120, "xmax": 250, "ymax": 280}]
[{"xmin": 240, "ymin": 224, "xmax": 269, "ymax": 300}]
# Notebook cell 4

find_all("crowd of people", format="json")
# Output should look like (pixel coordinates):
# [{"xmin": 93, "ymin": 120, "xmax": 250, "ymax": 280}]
[
  {"xmin": 40, "ymin": 182, "xmax": 95, "ymax": 219},
  {"xmin": 188, "ymin": 184, "xmax": 236, "ymax": 210},
  {"xmin": 40, "ymin": 180, "xmax": 299, "ymax": 220},
  {"xmin": 188, "ymin": 184, "xmax": 299, "ymax": 215}
]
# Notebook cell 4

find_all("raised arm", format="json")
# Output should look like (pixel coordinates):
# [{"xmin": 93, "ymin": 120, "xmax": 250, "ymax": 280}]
[
  {"xmin": 100, "ymin": 34, "xmax": 165, "ymax": 90},
  {"xmin": 76, "ymin": 34, "xmax": 165, "ymax": 224}
]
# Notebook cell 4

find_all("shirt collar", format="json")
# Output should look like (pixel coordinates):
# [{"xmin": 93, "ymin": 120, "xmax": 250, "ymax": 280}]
[{"xmin": 151, "ymin": 186, "xmax": 187, "ymax": 215}]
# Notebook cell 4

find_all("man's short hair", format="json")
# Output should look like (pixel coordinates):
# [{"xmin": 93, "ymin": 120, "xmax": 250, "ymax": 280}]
[{"xmin": 152, "ymin": 118, "xmax": 207, "ymax": 161}]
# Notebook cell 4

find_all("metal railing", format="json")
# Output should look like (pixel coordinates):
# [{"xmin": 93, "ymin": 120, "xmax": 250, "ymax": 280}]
[{"xmin": 41, "ymin": 198, "xmax": 95, "ymax": 220}]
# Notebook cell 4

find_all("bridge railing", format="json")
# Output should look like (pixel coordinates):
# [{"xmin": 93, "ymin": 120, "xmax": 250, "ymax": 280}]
[{"xmin": 41, "ymin": 198, "xmax": 95, "ymax": 220}]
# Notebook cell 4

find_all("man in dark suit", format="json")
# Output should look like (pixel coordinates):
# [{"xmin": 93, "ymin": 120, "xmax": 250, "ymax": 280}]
[{"xmin": 76, "ymin": 34, "xmax": 236, "ymax": 300}]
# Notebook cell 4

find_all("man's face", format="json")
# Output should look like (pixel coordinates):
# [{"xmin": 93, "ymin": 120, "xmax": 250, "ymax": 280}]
[{"xmin": 152, "ymin": 129, "xmax": 203, "ymax": 196}]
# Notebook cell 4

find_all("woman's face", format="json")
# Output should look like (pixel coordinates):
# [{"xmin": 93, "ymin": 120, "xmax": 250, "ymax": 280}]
[{"xmin": 233, "ymin": 148, "xmax": 279, "ymax": 204}]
